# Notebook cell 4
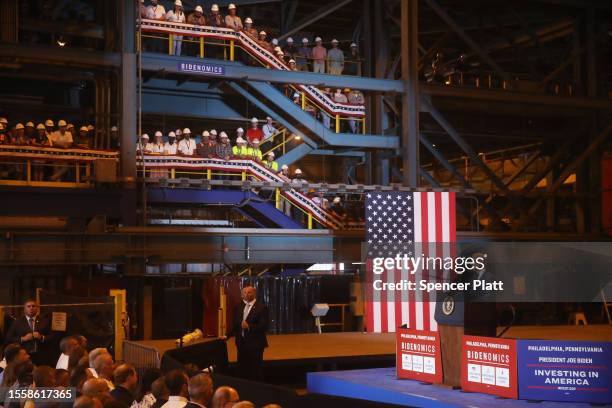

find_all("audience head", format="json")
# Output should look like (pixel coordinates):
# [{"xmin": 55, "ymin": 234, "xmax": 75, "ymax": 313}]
[
  {"xmin": 114, "ymin": 363, "xmax": 138, "ymax": 391},
  {"xmin": 331, "ymin": 38, "xmax": 339, "ymax": 48},
  {"xmin": 140, "ymin": 368, "xmax": 162, "ymax": 397},
  {"xmin": 241, "ymin": 285, "xmax": 257, "ymax": 302},
  {"xmin": 74, "ymin": 396, "xmax": 103, "ymax": 408},
  {"xmin": 187, "ymin": 373, "xmax": 213, "ymax": 406},
  {"xmin": 56, "ymin": 368, "xmax": 70, "ymax": 387},
  {"xmin": 33, "ymin": 365, "xmax": 56, "ymax": 387},
  {"xmin": 233, "ymin": 403, "xmax": 254, "ymax": 408},
  {"xmin": 164, "ymin": 369, "xmax": 189, "ymax": 398},
  {"xmin": 315, "ymin": 36, "xmax": 322, "ymax": 45},
  {"xmin": 60, "ymin": 335, "xmax": 80, "ymax": 355},
  {"xmin": 23, "ymin": 298, "xmax": 39, "ymax": 317},
  {"xmin": 4, "ymin": 343, "xmax": 30, "ymax": 364},
  {"xmin": 83, "ymin": 378, "xmax": 111, "ymax": 404},
  {"xmin": 70, "ymin": 364, "xmax": 92, "ymax": 392},
  {"xmin": 228, "ymin": 3, "xmax": 236, "ymax": 15},
  {"xmin": 250, "ymin": 117, "xmax": 258, "ymax": 129},
  {"xmin": 88, "ymin": 348, "xmax": 109, "ymax": 368},
  {"xmin": 211, "ymin": 386, "xmax": 239, "ymax": 408},
  {"xmin": 151, "ymin": 377, "xmax": 169, "ymax": 401},
  {"xmin": 93, "ymin": 353, "xmax": 114, "ymax": 380},
  {"xmin": 15, "ymin": 360, "xmax": 35, "ymax": 386}
]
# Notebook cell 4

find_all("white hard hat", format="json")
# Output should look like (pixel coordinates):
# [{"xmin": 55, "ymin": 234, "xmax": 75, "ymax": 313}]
[
  {"xmin": 36, "ymin": 123, "xmax": 45, "ymax": 130},
  {"xmin": 293, "ymin": 92, "xmax": 300, "ymax": 98},
  {"xmin": 295, "ymin": 168, "xmax": 302, "ymax": 174},
  {"xmin": 111, "ymin": 126, "xmax": 118, "ymax": 131},
  {"xmin": 237, "ymin": 127, "xmax": 244, "ymax": 133},
  {"xmin": 236, "ymin": 136, "xmax": 246, "ymax": 144},
  {"xmin": 80, "ymin": 126, "xmax": 88, "ymax": 132},
  {"xmin": 287, "ymin": 37, "xmax": 294, "ymax": 43},
  {"xmin": 252, "ymin": 138, "xmax": 260, "ymax": 144},
  {"xmin": 58, "ymin": 119, "xmax": 67, "ymax": 127},
  {"xmin": 302, "ymin": 38, "xmax": 308, "ymax": 43},
  {"xmin": 15, "ymin": 123, "xmax": 24, "ymax": 130},
  {"xmin": 244, "ymin": 17, "xmax": 252, "ymax": 24},
  {"xmin": 202, "ymin": 130, "xmax": 210, "ymax": 137},
  {"xmin": 45, "ymin": 119, "xmax": 54, "ymax": 127},
  {"xmin": 195, "ymin": 5, "xmax": 203, "ymax": 13},
  {"xmin": 174, "ymin": 0, "xmax": 182, "ymax": 6},
  {"xmin": 333, "ymin": 197, "xmax": 341, "ymax": 203},
  {"xmin": 210, "ymin": 129, "xmax": 217, "ymax": 135},
  {"xmin": 288, "ymin": 59, "xmax": 296, "ymax": 64},
  {"xmin": 211, "ymin": 4, "xmax": 219, "ymax": 11},
  {"xmin": 281, "ymin": 164, "xmax": 288, "ymax": 170},
  {"xmin": 259, "ymin": 31, "xmax": 266, "ymax": 36},
  {"xmin": 350, "ymin": 42, "xmax": 357, "ymax": 47},
  {"xmin": 25, "ymin": 121, "xmax": 34, "ymax": 128},
  {"xmin": 220, "ymin": 131, "xmax": 229, "ymax": 139},
  {"xmin": 155, "ymin": 131, "xmax": 163, "ymax": 137},
  {"xmin": 87, "ymin": 125, "xmax": 94, "ymax": 130},
  {"xmin": 331, "ymin": 38, "xmax": 339, "ymax": 44},
  {"xmin": 272, "ymin": 39, "xmax": 279, "ymax": 45},
  {"xmin": 183, "ymin": 127, "xmax": 191, "ymax": 134},
  {"xmin": 315, "ymin": 36, "xmax": 322, "ymax": 42},
  {"xmin": 273, "ymin": 46, "xmax": 281, "ymax": 52},
  {"xmin": 251, "ymin": 117, "xmax": 258, "ymax": 123},
  {"xmin": 0, "ymin": 117, "xmax": 7, "ymax": 124},
  {"xmin": 228, "ymin": 3, "xmax": 236, "ymax": 10},
  {"xmin": 266, "ymin": 116, "xmax": 272, "ymax": 121},
  {"xmin": 267, "ymin": 151, "xmax": 275, "ymax": 158},
  {"xmin": 168, "ymin": 131, "xmax": 176, "ymax": 138},
  {"xmin": 141, "ymin": 134, "xmax": 149, "ymax": 139}
]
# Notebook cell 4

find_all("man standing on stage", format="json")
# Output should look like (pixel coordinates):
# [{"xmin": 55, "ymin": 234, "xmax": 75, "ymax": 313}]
[
  {"xmin": 4, "ymin": 299, "xmax": 52, "ymax": 365},
  {"xmin": 225, "ymin": 286, "xmax": 268, "ymax": 381}
]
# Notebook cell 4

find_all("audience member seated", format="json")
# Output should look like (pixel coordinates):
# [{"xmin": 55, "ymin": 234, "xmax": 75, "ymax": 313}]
[
  {"xmin": 150, "ymin": 377, "xmax": 169, "ymax": 408},
  {"xmin": 134, "ymin": 368, "xmax": 162, "ymax": 408},
  {"xmin": 161, "ymin": 369, "xmax": 189, "ymax": 408},
  {"xmin": 83, "ymin": 378, "xmax": 112, "ymax": 405},
  {"xmin": 186, "ymin": 373, "xmax": 213, "ymax": 408},
  {"xmin": 110, "ymin": 364, "xmax": 138, "ymax": 408},
  {"xmin": 56, "ymin": 335, "xmax": 79, "ymax": 370},
  {"xmin": 210, "ymin": 386, "xmax": 239, "ymax": 408},
  {"xmin": 92, "ymin": 353, "xmax": 114, "ymax": 391}
]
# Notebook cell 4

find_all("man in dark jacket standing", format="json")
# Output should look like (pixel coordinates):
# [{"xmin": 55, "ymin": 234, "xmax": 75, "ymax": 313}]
[
  {"xmin": 4, "ymin": 299, "xmax": 52, "ymax": 365},
  {"xmin": 225, "ymin": 286, "xmax": 268, "ymax": 381}
]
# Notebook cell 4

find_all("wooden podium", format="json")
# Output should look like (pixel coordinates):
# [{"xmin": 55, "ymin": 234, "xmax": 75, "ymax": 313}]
[{"xmin": 435, "ymin": 291, "xmax": 496, "ymax": 387}]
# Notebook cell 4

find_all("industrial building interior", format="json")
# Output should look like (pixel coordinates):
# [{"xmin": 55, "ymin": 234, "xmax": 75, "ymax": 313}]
[{"xmin": 0, "ymin": 0, "xmax": 610, "ymax": 406}]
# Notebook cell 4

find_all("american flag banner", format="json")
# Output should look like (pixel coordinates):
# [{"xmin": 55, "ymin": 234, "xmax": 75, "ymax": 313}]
[{"xmin": 364, "ymin": 191, "xmax": 456, "ymax": 333}]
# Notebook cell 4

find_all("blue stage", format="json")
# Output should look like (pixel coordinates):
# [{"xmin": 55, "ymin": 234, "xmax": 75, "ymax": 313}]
[{"xmin": 307, "ymin": 367, "xmax": 608, "ymax": 408}]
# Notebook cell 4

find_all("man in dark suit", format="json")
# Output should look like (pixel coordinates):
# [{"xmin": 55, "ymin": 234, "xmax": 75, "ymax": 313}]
[
  {"xmin": 110, "ymin": 364, "xmax": 138, "ymax": 408},
  {"xmin": 225, "ymin": 285, "xmax": 268, "ymax": 381},
  {"xmin": 4, "ymin": 299, "xmax": 52, "ymax": 365}
]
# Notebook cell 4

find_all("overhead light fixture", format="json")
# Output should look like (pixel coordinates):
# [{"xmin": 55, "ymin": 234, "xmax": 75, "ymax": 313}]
[
  {"xmin": 294, "ymin": 135, "xmax": 301, "ymax": 141},
  {"xmin": 57, "ymin": 37, "xmax": 67, "ymax": 47}
]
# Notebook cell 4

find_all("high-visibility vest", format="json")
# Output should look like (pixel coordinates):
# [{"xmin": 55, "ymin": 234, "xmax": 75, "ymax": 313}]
[
  {"xmin": 232, "ymin": 145, "xmax": 248, "ymax": 156},
  {"xmin": 264, "ymin": 160, "xmax": 279, "ymax": 172},
  {"xmin": 247, "ymin": 147, "xmax": 262, "ymax": 161}
]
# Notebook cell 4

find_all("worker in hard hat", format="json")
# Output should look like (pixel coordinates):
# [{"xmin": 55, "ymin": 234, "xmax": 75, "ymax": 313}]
[
  {"xmin": 34, "ymin": 124, "xmax": 49, "ymax": 146},
  {"xmin": 288, "ymin": 59, "xmax": 298, "ymax": 71},
  {"xmin": 166, "ymin": 0, "xmax": 185, "ymax": 56},
  {"xmin": 208, "ymin": 129, "xmax": 218, "ymax": 147},
  {"xmin": 263, "ymin": 151, "xmax": 278, "ymax": 172},
  {"xmin": 215, "ymin": 132, "xmax": 233, "ymax": 161},
  {"xmin": 196, "ymin": 131, "xmax": 213, "ymax": 158},
  {"xmin": 278, "ymin": 164, "xmax": 290, "ymax": 179},
  {"xmin": 137, "ymin": 134, "xmax": 150, "ymax": 154},
  {"xmin": 247, "ymin": 138, "xmax": 262, "ymax": 161},
  {"xmin": 345, "ymin": 42, "xmax": 361, "ymax": 76},
  {"xmin": 178, "ymin": 128, "xmax": 196, "ymax": 156},
  {"xmin": 225, "ymin": 4, "xmax": 242, "ymax": 30},
  {"xmin": 283, "ymin": 37, "xmax": 298, "ymax": 62},
  {"xmin": 165, "ymin": 131, "xmax": 178, "ymax": 155},
  {"xmin": 175, "ymin": 128, "xmax": 183, "ymax": 142},
  {"xmin": 75, "ymin": 126, "xmax": 92, "ymax": 149},
  {"xmin": 232, "ymin": 136, "xmax": 248, "ymax": 157},
  {"xmin": 186, "ymin": 5, "xmax": 206, "ymax": 57},
  {"xmin": 208, "ymin": 4, "xmax": 225, "ymax": 27},
  {"xmin": 48, "ymin": 120, "xmax": 73, "ymax": 149},
  {"xmin": 243, "ymin": 17, "xmax": 257, "ymax": 40},
  {"xmin": 312, "ymin": 37, "xmax": 327, "ymax": 73},
  {"xmin": 330, "ymin": 196, "xmax": 347, "ymax": 220},
  {"xmin": 24, "ymin": 122, "xmax": 36, "ymax": 141},
  {"xmin": 328, "ymin": 39, "xmax": 344, "ymax": 75},
  {"xmin": 297, "ymin": 38, "xmax": 311, "ymax": 71},
  {"xmin": 258, "ymin": 31, "xmax": 271, "ymax": 51},
  {"xmin": 150, "ymin": 131, "xmax": 165, "ymax": 153},
  {"xmin": 11, "ymin": 123, "xmax": 27, "ymax": 145},
  {"xmin": 246, "ymin": 117, "xmax": 263, "ymax": 143},
  {"xmin": 44, "ymin": 119, "xmax": 55, "ymax": 135}
]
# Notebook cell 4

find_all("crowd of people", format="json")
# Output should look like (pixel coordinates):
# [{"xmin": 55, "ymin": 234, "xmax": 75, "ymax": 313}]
[
  {"xmin": 0, "ymin": 299, "xmax": 278, "ymax": 408},
  {"xmin": 0, "ymin": 117, "xmax": 118, "ymax": 150},
  {"xmin": 140, "ymin": 1, "xmax": 362, "ymax": 76}
]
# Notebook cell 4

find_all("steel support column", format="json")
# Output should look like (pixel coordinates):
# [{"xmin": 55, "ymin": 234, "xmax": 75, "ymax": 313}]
[{"xmin": 401, "ymin": 0, "xmax": 419, "ymax": 187}]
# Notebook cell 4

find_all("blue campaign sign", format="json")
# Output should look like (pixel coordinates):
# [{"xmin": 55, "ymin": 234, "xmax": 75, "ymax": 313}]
[
  {"xmin": 517, "ymin": 340, "xmax": 612, "ymax": 404},
  {"xmin": 177, "ymin": 62, "xmax": 225, "ymax": 76}
]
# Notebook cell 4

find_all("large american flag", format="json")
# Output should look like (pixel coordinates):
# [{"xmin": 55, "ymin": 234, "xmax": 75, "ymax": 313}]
[{"xmin": 364, "ymin": 191, "xmax": 456, "ymax": 333}]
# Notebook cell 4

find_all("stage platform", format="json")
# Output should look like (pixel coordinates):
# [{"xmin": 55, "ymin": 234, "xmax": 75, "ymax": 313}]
[
  {"xmin": 308, "ymin": 367, "xmax": 606, "ymax": 408},
  {"xmin": 125, "ymin": 332, "xmax": 396, "ymax": 368}
]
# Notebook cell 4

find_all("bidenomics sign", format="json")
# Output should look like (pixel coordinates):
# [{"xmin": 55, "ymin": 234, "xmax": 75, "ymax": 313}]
[
  {"xmin": 518, "ymin": 340, "xmax": 612, "ymax": 404},
  {"xmin": 178, "ymin": 62, "xmax": 225, "ymax": 76}
]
